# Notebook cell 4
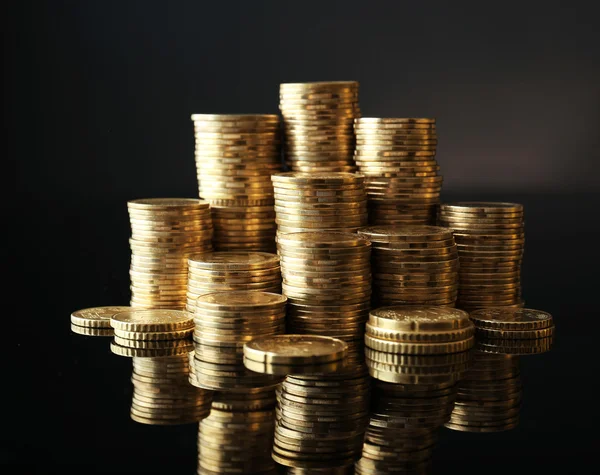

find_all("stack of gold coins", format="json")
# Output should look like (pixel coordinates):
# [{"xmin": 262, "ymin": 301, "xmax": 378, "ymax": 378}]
[
  {"xmin": 190, "ymin": 114, "xmax": 281, "ymax": 252},
  {"xmin": 446, "ymin": 352, "xmax": 522, "ymax": 433},
  {"xmin": 109, "ymin": 309, "xmax": 195, "ymax": 357},
  {"xmin": 276, "ymin": 232, "xmax": 371, "ymax": 341},
  {"xmin": 129, "ymin": 355, "xmax": 213, "ymax": 425},
  {"xmin": 471, "ymin": 307, "xmax": 555, "ymax": 355},
  {"xmin": 355, "ymin": 380, "xmax": 454, "ymax": 474},
  {"xmin": 357, "ymin": 225, "xmax": 459, "ymax": 308},
  {"xmin": 354, "ymin": 118, "xmax": 440, "ymax": 225},
  {"xmin": 186, "ymin": 252, "xmax": 282, "ymax": 312},
  {"xmin": 70, "ymin": 306, "xmax": 131, "ymax": 337},
  {"xmin": 243, "ymin": 335, "xmax": 369, "ymax": 472},
  {"xmin": 437, "ymin": 202, "xmax": 525, "ymax": 311},
  {"xmin": 197, "ymin": 387, "xmax": 278, "ymax": 474},
  {"xmin": 272, "ymin": 172, "xmax": 368, "ymax": 235},
  {"xmin": 127, "ymin": 198, "xmax": 213, "ymax": 310},
  {"xmin": 279, "ymin": 81, "xmax": 360, "ymax": 172},
  {"xmin": 189, "ymin": 291, "xmax": 286, "ymax": 391}
]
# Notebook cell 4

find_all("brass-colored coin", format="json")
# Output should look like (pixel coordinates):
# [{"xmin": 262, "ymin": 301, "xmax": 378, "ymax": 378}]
[
  {"xmin": 110, "ymin": 341, "xmax": 193, "ymax": 357},
  {"xmin": 369, "ymin": 306, "xmax": 470, "ymax": 332},
  {"xmin": 469, "ymin": 307, "xmax": 553, "ymax": 330},
  {"xmin": 113, "ymin": 328, "xmax": 193, "ymax": 341},
  {"xmin": 195, "ymin": 290, "xmax": 286, "ymax": 311},
  {"xmin": 70, "ymin": 324, "xmax": 114, "ymax": 337},
  {"xmin": 70, "ymin": 306, "xmax": 132, "ymax": 328},
  {"xmin": 365, "ymin": 334, "xmax": 474, "ymax": 354},
  {"xmin": 113, "ymin": 336, "xmax": 192, "ymax": 349},
  {"xmin": 440, "ymin": 202, "xmax": 523, "ymax": 214},
  {"xmin": 127, "ymin": 198, "xmax": 209, "ymax": 210},
  {"xmin": 366, "ymin": 322, "xmax": 474, "ymax": 343},
  {"xmin": 243, "ymin": 334, "xmax": 348, "ymax": 364},
  {"xmin": 358, "ymin": 225, "xmax": 452, "ymax": 242},
  {"xmin": 110, "ymin": 309, "xmax": 194, "ymax": 332},
  {"xmin": 475, "ymin": 325, "xmax": 555, "ymax": 339}
]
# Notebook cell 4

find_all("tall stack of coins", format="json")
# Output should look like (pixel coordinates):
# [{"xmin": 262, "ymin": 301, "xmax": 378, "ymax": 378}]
[
  {"xmin": 243, "ymin": 335, "xmax": 369, "ymax": 472},
  {"xmin": 186, "ymin": 252, "xmax": 282, "ymax": 313},
  {"xmin": 70, "ymin": 306, "xmax": 131, "ymax": 337},
  {"xmin": 471, "ymin": 307, "xmax": 555, "ymax": 355},
  {"xmin": 272, "ymin": 172, "xmax": 368, "ymax": 235},
  {"xmin": 109, "ymin": 309, "xmax": 195, "ymax": 357},
  {"xmin": 127, "ymin": 198, "xmax": 213, "ymax": 309},
  {"xmin": 276, "ymin": 232, "xmax": 371, "ymax": 340},
  {"xmin": 354, "ymin": 118, "xmax": 440, "ymax": 225},
  {"xmin": 446, "ymin": 352, "xmax": 521, "ymax": 433},
  {"xmin": 437, "ymin": 202, "xmax": 525, "ymax": 311},
  {"xmin": 190, "ymin": 114, "xmax": 281, "ymax": 252},
  {"xmin": 189, "ymin": 291, "xmax": 286, "ymax": 391},
  {"xmin": 130, "ymin": 355, "xmax": 213, "ymax": 425},
  {"xmin": 279, "ymin": 81, "xmax": 360, "ymax": 172},
  {"xmin": 197, "ymin": 387, "xmax": 278, "ymax": 474},
  {"xmin": 357, "ymin": 225, "xmax": 459, "ymax": 308}
]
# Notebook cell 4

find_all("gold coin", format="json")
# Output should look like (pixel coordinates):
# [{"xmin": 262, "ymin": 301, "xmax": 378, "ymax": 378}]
[
  {"xmin": 127, "ymin": 198, "xmax": 209, "ymax": 210},
  {"xmin": 366, "ymin": 322, "xmax": 474, "ymax": 343},
  {"xmin": 195, "ymin": 290, "xmax": 286, "ymax": 311},
  {"xmin": 110, "ymin": 309, "xmax": 194, "ymax": 332},
  {"xmin": 365, "ymin": 334, "xmax": 474, "ymax": 354},
  {"xmin": 469, "ymin": 307, "xmax": 553, "ymax": 331},
  {"xmin": 71, "ymin": 324, "xmax": 114, "ymax": 337},
  {"xmin": 243, "ymin": 334, "xmax": 348, "ymax": 364},
  {"xmin": 369, "ymin": 306, "xmax": 470, "ymax": 332},
  {"xmin": 113, "ymin": 328, "xmax": 193, "ymax": 341},
  {"xmin": 70, "ymin": 306, "xmax": 132, "ymax": 328}
]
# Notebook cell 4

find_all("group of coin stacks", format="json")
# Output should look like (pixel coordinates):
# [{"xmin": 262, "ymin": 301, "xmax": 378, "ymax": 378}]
[
  {"xmin": 276, "ymin": 231, "xmax": 371, "ymax": 340},
  {"xmin": 242, "ymin": 335, "xmax": 369, "ymax": 471},
  {"xmin": 279, "ymin": 81, "xmax": 360, "ymax": 173},
  {"xmin": 437, "ymin": 202, "xmax": 525, "ymax": 311},
  {"xmin": 109, "ymin": 309, "xmax": 212, "ymax": 425},
  {"xmin": 191, "ymin": 114, "xmax": 282, "ymax": 252},
  {"xmin": 271, "ymin": 172, "xmax": 368, "ymax": 234},
  {"xmin": 357, "ymin": 225, "xmax": 459, "ymax": 308},
  {"xmin": 353, "ymin": 118, "xmax": 441, "ymax": 226},
  {"xmin": 70, "ymin": 306, "xmax": 131, "ymax": 337},
  {"xmin": 188, "ymin": 291, "xmax": 286, "ymax": 392},
  {"xmin": 197, "ymin": 387, "xmax": 278, "ymax": 474},
  {"xmin": 186, "ymin": 251, "xmax": 282, "ymax": 313},
  {"xmin": 357, "ymin": 307, "xmax": 475, "ymax": 472},
  {"xmin": 128, "ymin": 198, "xmax": 213, "ymax": 310}
]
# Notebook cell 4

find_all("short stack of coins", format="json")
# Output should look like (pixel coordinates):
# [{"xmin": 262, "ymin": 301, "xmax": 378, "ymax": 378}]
[
  {"xmin": 279, "ymin": 81, "xmax": 360, "ymax": 172},
  {"xmin": 189, "ymin": 291, "xmax": 286, "ymax": 391},
  {"xmin": 190, "ymin": 114, "xmax": 281, "ymax": 252},
  {"xmin": 446, "ymin": 352, "xmax": 522, "ymax": 433},
  {"xmin": 108, "ymin": 309, "xmax": 212, "ymax": 425},
  {"xmin": 359, "ymin": 307, "xmax": 475, "ymax": 473},
  {"xmin": 272, "ymin": 172, "xmax": 368, "ymax": 235},
  {"xmin": 70, "ymin": 306, "xmax": 131, "ymax": 337},
  {"xmin": 127, "ymin": 198, "xmax": 213, "ymax": 309},
  {"xmin": 437, "ymin": 202, "xmax": 525, "ymax": 311},
  {"xmin": 197, "ymin": 387, "xmax": 278, "ymax": 474},
  {"xmin": 186, "ymin": 251, "xmax": 282, "ymax": 313},
  {"xmin": 353, "ymin": 118, "xmax": 440, "ymax": 225},
  {"xmin": 243, "ymin": 335, "xmax": 369, "ymax": 472},
  {"xmin": 276, "ymin": 231, "xmax": 371, "ymax": 341},
  {"xmin": 357, "ymin": 225, "xmax": 459, "ymax": 308}
]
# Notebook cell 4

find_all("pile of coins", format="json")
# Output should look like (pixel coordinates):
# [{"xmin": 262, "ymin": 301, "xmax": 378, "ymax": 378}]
[
  {"xmin": 130, "ymin": 355, "xmax": 213, "ymax": 425},
  {"xmin": 191, "ymin": 114, "xmax": 281, "ymax": 252},
  {"xmin": 354, "ymin": 118, "xmax": 441, "ymax": 225},
  {"xmin": 243, "ymin": 335, "xmax": 369, "ymax": 471},
  {"xmin": 109, "ymin": 309, "xmax": 195, "ymax": 358},
  {"xmin": 357, "ymin": 225, "xmax": 459, "ymax": 307},
  {"xmin": 186, "ymin": 251, "xmax": 281, "ymax": 312},
  {"xmin": 279, "ymin": 81, "xmax": 360, "ymax": 172},
  {"xmin": 272, "ymin": 172, "xmax": 368, "ymax": 234},
  {"xmin": 446, "ymin": 352, "xmax": 522, "ymax": 433},
  {"xmin": 197, "ymin": 387, "xmax": 278, "ymax": 474},
  {"xmin": 276, "ymin": 232, "xmax": 371, "ymax": 340},
  {"xmin": 127, "ymin": 198, "xmax": 213, "ymax": 309},
  {"xmin": 437, "ymin": 202, "xmax": 525, "ymax": 311},
  {"xmin": 189, "ymin": 291, "xmax": 286, "ymax": 391},
  {"xmin": 471, "ymin": 307, "xmax": 555, "ymax": 355},
  {"xmin": 70, "ymin": 306, "xmax": 131, "ymax": 337}
]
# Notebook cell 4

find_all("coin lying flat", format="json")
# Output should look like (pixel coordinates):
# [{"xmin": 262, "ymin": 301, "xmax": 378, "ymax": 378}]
[
  {"xmin": 244, "ymin": 335, "xmax": 348, "ymax": 365},
  {"xmin": 110, "ymin": 309, "xmax": 194, "ymax": 332},
  {"xmin": 70, "ymin": 306, "xmax": 132, "ymax": 328},
  {"xmin": 369, "ymin": 306, "xmax": 471, "ymax": 332},
  {"xmin": 469, "ymin": 307, "xmax": 553, "ymax": 331}
]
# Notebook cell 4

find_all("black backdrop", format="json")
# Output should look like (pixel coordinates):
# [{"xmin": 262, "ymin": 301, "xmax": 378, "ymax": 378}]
[{"xmin": 4, "ymin": 1, "xmax": 600, "ymax": 473}]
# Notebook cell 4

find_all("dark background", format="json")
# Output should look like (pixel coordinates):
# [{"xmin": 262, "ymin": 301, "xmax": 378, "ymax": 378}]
[{"xmin": 4, "ymin": 1, "xmax": 599, "ymax": 474}]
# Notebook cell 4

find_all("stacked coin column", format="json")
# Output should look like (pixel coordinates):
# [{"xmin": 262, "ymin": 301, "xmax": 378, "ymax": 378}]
[
  {"xmin": 109, "ymin": 309, "xmax": 212, "ymax": 425},
  {"xmin": 191, "ymin": 114, "xmax": 282, "ymax": 252},
  {"xmin": 437, "ymin": 202, "xmax": 525, "ymax": 312},
  {"xmin": 127, "ymin": 198, "xmax": 213, "ymax": 310},
  {"xmin": 279, "ymin": 81, "xmax": 360, "ymax": 173},
  {"xmin": 272, "ymin": 172, "xmax": 368, "ymax": 235},
  {"xmin": 186, "ymin": 251, "xmax": 281, "ymax": 313},
  {"xmin": 354, "ymin": 118, "xmax": 441, "ymax": 225},
  {"xmin": 275, "ymin": 233, "xmax": 372, "ymax": 471},
  {"xmin": 358, "ymin": 307, "xmax": 475, "ymax": 473},
  {"xmin": 198, "ymin": 387, "xmax": 278, "ymax": 474},
  {"xmin": 357, "ymin": 225, "xmax": 459, "ymax": 308}
]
